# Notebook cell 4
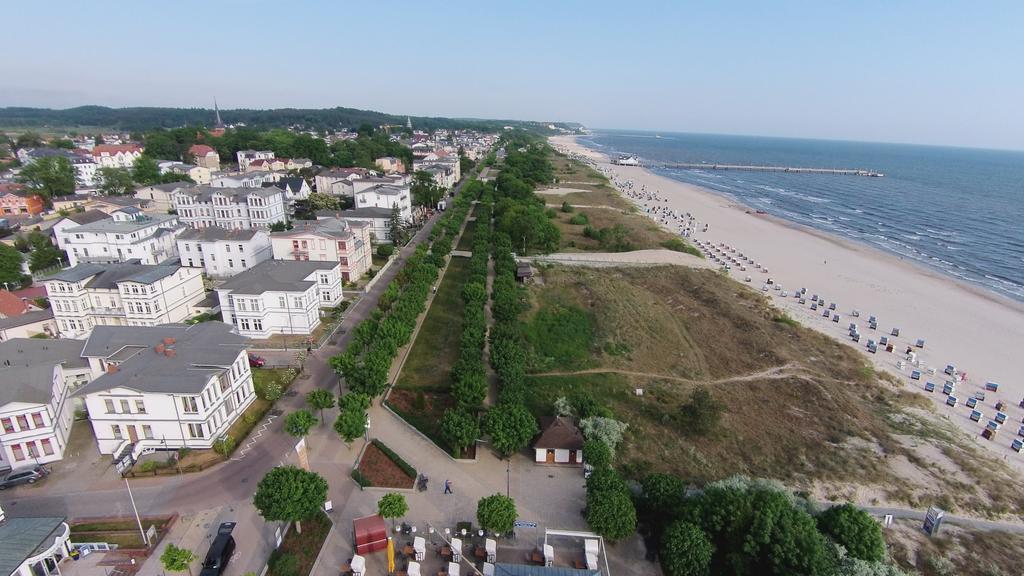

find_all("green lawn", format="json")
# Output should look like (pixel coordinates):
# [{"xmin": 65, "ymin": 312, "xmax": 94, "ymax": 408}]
[
  {"xmin": 456, "ymin": 211, "xmax": 479, "ymax": 252},
  {"xmin": 395, "ymin": 257, "xmax": 471, "ymax": 390}
]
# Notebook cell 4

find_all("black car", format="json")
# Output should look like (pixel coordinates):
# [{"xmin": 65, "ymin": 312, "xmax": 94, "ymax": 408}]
[
  {"xmin": 0, "ymin": 466, "xmax": 48, "ymax": 490},
  {"xmin": 199, "ymin": 522, "xmax": 237, "ymax": 576}
]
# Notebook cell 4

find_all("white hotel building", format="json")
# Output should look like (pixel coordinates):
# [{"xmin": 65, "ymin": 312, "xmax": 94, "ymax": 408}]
[
  {"xmin": 75, "ymin": 323, "xmax": 255, "ymax": 460},
  {"xmin": 44, "ymin": 262, "xmax": 206, "ymax": 338},
  {"xmin": 174, "ymin": 185, "xmax": 287, "ymax": 230},
  {"xmin": 176, "ymin": 227, "xmax": 273, "ymax": 279},
  {"xmin": 55, "ymin": 207, "xmax": 185, "ymax": 267},
  {"xmin": 216, "ymin": 260, "xmax": 343, "ymax": 339}
]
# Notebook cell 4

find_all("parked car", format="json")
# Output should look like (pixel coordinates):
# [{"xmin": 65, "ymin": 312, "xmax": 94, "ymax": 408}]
[
  {"xmin": 248, "ymin": 354, "xmax": 266, "ymax": 368},
  {"xmin": 199, "ymin": 522, "xmax": 237, "ymax": 576},
  {"xmin": 0, "ymin": 465, "xmax": 48, "ymax": 490}
]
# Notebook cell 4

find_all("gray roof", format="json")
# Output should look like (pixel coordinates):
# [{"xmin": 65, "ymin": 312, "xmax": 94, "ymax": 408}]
[
  {"xmin": 65, "ymin": 212, "xmax": 179, "ymax": 234},
  {"xmin": 357, "ymin": 184, "xmax": 407, "ymax": 196},
  {"xmin": 0, "ymin": 517, "xmax": 67, "ymax": 576},
  {"xmin": 177, "ymin": 185, "xmax": 281, "ymax": 203},
  {"xmin": 316, "ymin": 207, "xmax": 392, "ymax": 220},
  {"xmin": 137, "ymin": 182, "xmax": 189, "ymax": 193},
  {"xmin": 62, "ymin": 209, "xmax": 109, "ymax": 226},
  {"xmin": 46, "ymin": 262, "xmax": 181, "ymax": 287},
  {"xmin": 74, "ymin": 323, "xmax": 246, "ymax": 396},
  {"xmin": 0, "ymin": 308, "xmax": 54, "ymax": 330},
  {"xmin": 178, "ymin": 226, "xmax": 261, "ymax": 242},
  {"xmin": 217, "ymin": 260, "xmax": 336, "ymax": 295},
  {"xmin": 264, "ymin": 177, "xmax": 306, "ymax": 192},
  {"xmin": 270, "ymin": 217, "xmax": 354, "ymax": 240},
  {"xmin": 0, "ymin": 338, "xmax": 88, "ymax": 405}
]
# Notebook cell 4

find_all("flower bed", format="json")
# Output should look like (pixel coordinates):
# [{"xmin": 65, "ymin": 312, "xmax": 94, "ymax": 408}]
[
  {"xmin": 268, "ymin": 511, "xmax": 331, "ymax": 576},
  {"xmin": 353, "ymin": 440, "xmax": 416, "ymax": 489}
]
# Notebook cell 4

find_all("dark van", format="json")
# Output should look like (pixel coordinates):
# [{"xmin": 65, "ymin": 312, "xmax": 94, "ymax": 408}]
[{"xmin": 199, "ymin": 522, "xmax": 236, "ymax": 576}]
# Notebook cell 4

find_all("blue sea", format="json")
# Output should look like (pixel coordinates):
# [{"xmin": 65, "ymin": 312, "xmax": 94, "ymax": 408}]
[{"xmin": 578, "ymin": 130, "xmax": 1024, "ymax": 303}]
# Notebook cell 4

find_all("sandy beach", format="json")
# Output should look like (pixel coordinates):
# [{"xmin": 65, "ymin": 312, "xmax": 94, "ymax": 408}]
[{"xmin": 551, "ymin": 134, "xmax": 1024, "ymax": 466}]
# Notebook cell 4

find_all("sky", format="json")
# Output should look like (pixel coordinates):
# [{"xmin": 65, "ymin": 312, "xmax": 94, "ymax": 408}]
[{"xmin": 2, "ymin": 1, "xmax": 1022, "ymax": 150}]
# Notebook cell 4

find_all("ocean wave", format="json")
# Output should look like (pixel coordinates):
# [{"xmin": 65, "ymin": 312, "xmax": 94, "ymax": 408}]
[
  {"xmin": 753, "ymin": 184, "xmax": 786, "ymax": 193},
  {"xmin": 902, "ymin": 234, "xmax": 922, "ymax": 241}
]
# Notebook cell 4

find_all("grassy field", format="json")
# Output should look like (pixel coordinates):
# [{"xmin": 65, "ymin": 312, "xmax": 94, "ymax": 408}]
[
  {"xmin": 456, "ymin": 211, "xmax": 479, "ymax": 252},
  {"xmin": 541, "ymin": 152, "xmax": 700, "ymax": 254},
  {"xmin": 395, "ymin": 257, "xmax": 470, "ymax": 390},
  {"xmin": 521, "ymin": 264, "xmax": 1024, "ymax": 518}
]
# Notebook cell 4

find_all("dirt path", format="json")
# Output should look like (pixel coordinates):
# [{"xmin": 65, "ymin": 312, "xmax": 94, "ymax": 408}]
[
  {"xmin": 523, "ymin": 249, "xmax": 712, "ymax": 269},
  {"xmin": 530, "ymin": 362, "xmax": 805, "ymax": 385}
]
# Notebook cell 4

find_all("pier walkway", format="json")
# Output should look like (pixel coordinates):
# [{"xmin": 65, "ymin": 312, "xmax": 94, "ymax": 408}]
[{"xmin": 656, "ymin": 162, "xmax": 884, "ymax": 177}]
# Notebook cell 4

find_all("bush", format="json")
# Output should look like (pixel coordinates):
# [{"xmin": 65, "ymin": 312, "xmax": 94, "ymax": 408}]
[
  {"xmin": 677, "ymin": 386, "xmax": 725, "ymax": 437},
  {"xmin": 582, "ymin": 439, "xmax": 612, "ymax": 469},
  {"xmin": 660, "ymin": 237, "xmax": 702, "ymax": 257},
  {"xmin": 817, "ymin": 504, "xmax": 886, "ymax": 563},
  {"xmin": 569, "ymin": 213, "xmax": 589, "ymax": 225},
  {"xmin": 268, "ymin": 551, "xmax": 299, "ymax": 576},
  {"xmin": 586, "ymin": 487, "xmax": 637, "ymax": 541},
  {"xmin": 371, "ymin": 439, "xmax": 417, "ymax": 478},
  {"xmin": 659, "ymin": 521, "xmax": 713, "ymax": 576},
  {"xmin": 213, "ymin": 435, "xmax": 236, "ymax": 456},
  {"xmin": 561, "ymin": 201, "xmax": 574, "ymax": 213},
  {"xmin": 351, "ymin": 469, "xmax": 372, "ymax": 488},
  {"xmin": 377, "ymin": 244, "xmax": 395, "ymax": 258}
]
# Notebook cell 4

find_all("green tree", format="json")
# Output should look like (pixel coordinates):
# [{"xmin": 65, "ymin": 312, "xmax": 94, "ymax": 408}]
[
  {"xmin": 678, "ymin": 385, "xmax": 725, "ymax": 436},
  {"xmin": 376, "ymin": 244, "xmax": 395, "ymax": 259},
  {"xmin": 377, "ymin": 493, "xmax": 409, "ymax": 528},
  {"xmin": 411, "ymin": 170, "xmax": 445, "ymax": 207},
  {"xmin": 586, "ymin": 488, "xmax": 637, "ymax": 541},
  {"xmin": 484, "ymin": 402, "xmax": 538, "ymax": 457},
  {"xmin": 306, "ymin": 389, "xmax": 335, "ymax": 424},
  {"xmin": 15, "ymin": 132, "xmax": 44, "ymax": 148},
  {"xmin": 132, "ymin": 156, "xmax": 161, "ymax": 185},
  {"xmin": 440, "ymin": 408, "xmax": 480, "ymax": 458},
  {"xmin": 817, "ymin": 504, "xmax": 886, "ymax": 563},
  {"xmin": 160, "ymin": 544, "xmax": 196, "ymax": 576},
  {"xmin": 0, "ymin": 244, "xmax": 29, "ymax": 288},
  {"xmin": 334, "ymin": 392, "xmax": 371, "ymax": 442},
  {"xmin": 27, "ymin": 230, "xmax": 63, "ymax": 272},
  {"xmin": 284, "ymin": 409, "xmax": 317, "ymax": 439},
  {"xmin": 477, "ymin": 494, "xmax": 517, "ymax": 534},
  {"xmin": 253, "ymin": 465, "xmax": 328, "ymax": 534},
  {"xmin": 639, "ymin": 473, "xmax": 687, "ymax": 530},
  {"xmin": 18, "ymin": 156, "xmax": 74, "ymax": 203},
  {"xmin": 388, "ymin": 205, "xmax": 407, "ymax": 245},
  {"xmin": 582, "ymin": 439, "xmax": 612, "ymax": 470},
  {"xmin": 660, "ymin": 521, "xmax": 713, "ymax": 576},
  {"xmin": 307, "ymin": 192, "xmax": 340, "ymax": 211},
  {"xmin": 49, "ymin": 139, "xmax": 75, "ymax": 149},
  {"xmin": 269, "ymin": 220, "xmax": 293, "ymax": 232},
  {"xmin": 97, "ymin": 167, "xmax": 136, "ymax": 195},
  {"xmin": 579, "ymin": 416, "xmax": 628, "ymax": 454}
]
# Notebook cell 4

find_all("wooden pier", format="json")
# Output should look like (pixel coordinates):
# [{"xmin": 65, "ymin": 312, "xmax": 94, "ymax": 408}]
[{"xmin": 658, "ymin": 162, "xmax": 884, "ymax": 177}]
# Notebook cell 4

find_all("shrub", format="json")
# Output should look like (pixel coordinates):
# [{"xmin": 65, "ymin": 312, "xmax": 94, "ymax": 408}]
[
  {"xmin": 817, "ymin": 504, "xmax": 886, "ymax": 563},
  {"xmin": 561, "ymin": 201, "xmax": 574, "ymax": 213},
  {"xmin": 213, "ymin": 435, "xmax": 236, "ymax": 456},
  {"xmin": 677, "ymin": 386, "xmax": 725, "ymax": 437},
  {"xmin": 569, "ymin": 213, "xmax": 589, "ymax": 225},
  {"xmin": 268, "ymin": 551, "xmax": 299, "ymax": 576},
  {"xmin": 371, "ymin": 439, "xmax": 416, "ymax": 478},
  {"xmin": 582, "ymin": 439, "xmax": 612, "ymax": 469},
  {"xmin": 351, "ymin": 469, "xmax": 372, "ymax": 487},
  {"xmin": 659, "ymin": 521, "xmax": 713, "ymax": 576},
  {"xmin": 377, "ymin": 244, "xmax": 395, "ymax": 258}
]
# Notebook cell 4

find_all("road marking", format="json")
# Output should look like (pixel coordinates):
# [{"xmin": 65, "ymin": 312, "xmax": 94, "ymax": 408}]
[{"xmin": 231, "ymin": 414, "xmax": 278, "ymax": 461}]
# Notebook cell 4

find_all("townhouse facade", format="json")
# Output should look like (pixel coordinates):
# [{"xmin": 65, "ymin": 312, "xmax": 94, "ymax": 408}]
[
  {"xmin": 210, "ymin": 172, "xmax": 277, "ymax": 189},
  {"xmin": 75, "ymin": 323, "xmax": 255, "ymax": 460},
  {"xmin": 157, "ymin": 161, "xmax": 211, "ymax": 185},
  {"xmin": 0, "ymin": 190, "xmax": 45, "ymax": 215},
  {"xmin": 314, "ymin": 168, "xmax": 372, "ymax": 197},
  {"xmin": 0, "ymin": 339, "xmax": 92, "ymax": 470},
  {"xmin": 177, "ymin": 227, "xmax": 273, "ymax": 279},
  {"xmin": 216, "ymin": 260, "xmax": 343, "ymax": 339},
  {"xmin": 44, "ymin": 262, "xmax": 206, "ymax": 338},
  {"xmin": 91, "ymin": 144, "xmax": 144, "ymax": 168},
  {"xmin": 269, "ymin": 217, "xmax": 372, "ymax": 282},
  {"xmin": 56, "ymin": 208, "xmax": 185, "ymax": 266},
  {"xmin": 236, "ymin": 150, "xmax": 275, "ymax": 171},
  {"xmin": 354, "ymin": 183, "xmax": 413, "ymax": 222},
  {"xmin": 134, "ymin": 182, "xmax": 189, "ymax": 212},
  {"xmin": 188, "ymin": 144, "xmax": 221, "ymax": 170},
  {"xmin": 173, "ymin": 185, "xmax": 287, "ymax": 230}
]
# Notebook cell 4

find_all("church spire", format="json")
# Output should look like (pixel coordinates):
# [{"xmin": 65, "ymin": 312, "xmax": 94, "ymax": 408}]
[{"xmin": 214, "ymin": 98, "xmax": 224, "ymax": 128}]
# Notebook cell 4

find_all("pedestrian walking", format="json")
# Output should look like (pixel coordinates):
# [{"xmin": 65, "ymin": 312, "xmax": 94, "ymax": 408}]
[{"xmin": 444, "ymin": 479, "xmax": 453, "ymax": 494}]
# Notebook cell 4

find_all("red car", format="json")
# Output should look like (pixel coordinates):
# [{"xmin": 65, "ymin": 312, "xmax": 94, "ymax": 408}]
[{"xmin": 248, "ymin": 354, "xmax": 266, "ymax": 368}]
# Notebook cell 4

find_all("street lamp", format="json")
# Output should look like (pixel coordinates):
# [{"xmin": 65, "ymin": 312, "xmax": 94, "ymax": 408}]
[
  {"xmin": 124, "ymin": 477, "xmax": 149, "ymax": 547},
  {"xmin": 364, "ymin": 416, "xmax": 371, "ymax": 443}
]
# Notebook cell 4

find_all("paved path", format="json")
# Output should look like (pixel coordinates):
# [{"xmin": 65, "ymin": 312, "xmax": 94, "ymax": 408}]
[{"xmin": 523, "ymin": 249, "xmax": 712, "ymax": 269}]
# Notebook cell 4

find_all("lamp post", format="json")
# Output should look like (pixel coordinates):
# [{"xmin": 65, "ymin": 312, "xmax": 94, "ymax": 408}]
[
  {"xmin": 364, "ymin": 416, "xmax": 371, "ymax": 443},
  {"xmin": 125, "ymin": 477, "xmax": 149, "ymax": 547}
]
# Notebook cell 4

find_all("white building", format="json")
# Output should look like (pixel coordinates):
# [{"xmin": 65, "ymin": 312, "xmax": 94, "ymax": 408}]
[
  {"xmin": 91, "ymin": 144, "xmax": 144, "ymax": 168},
  {"xmin": 177, "ymin": 227, "xmax": 272, "ymax": 279},
  {"xmin": 157, "ymin": 161, "xmax": 211, "ymax": 185},
  {"xmin": 44, "ymin": 262, "xmax": 206, "ymax": 338},
  {"xmin": 270, "ymin": 217, "xmax": 372, "ymax": 282},
  {"xmin": 236, "ymin": 150, "xmax": 275, "ymax": 171},
  {"xmin": 74, "ymin": 323, "xmax": 255, "ymax": 460},
  {"xmin": 316, "ymin": 207, "xmax": 395, "ymax": 243},
  {"xmin": 354, "ymin": 183, "xmax": 412, "ymax": 222},
  {"xmin": 216, "ymin": 260, "xmax": 343, "ymax": 339},
  {"xmin": 70, "ymin": 156, "xmax": 98, "ymax": 188},
  {"xmin": 0, "ymin": 516, "xmax": 73, "ymax": 576},
  {"xmin": 263, "ymin": 177, "xmax": 311, "ymax": 206},
  {"xmin": 314, "ymin": 168, "xmax": 373, "ymax": 197},
  {"xmin": 0, "ymin": 339, "xmax": 92, "ymax": 470},
  {"xmin": 134, "ymin": 182, "xmax": 190, "ymax": 212},
  {"xmin": 51, "ymin": 210, "xmax": 110, "ymax": 250},
  {"xmin": 0, "ymin": 310, "xmax": 58, "ymax": 341},
  {"xmin": 56, "ymin": 208, "xmax": 185, "ymax": 267},
  {"xmin": 173, "ymin": 185, "xmax": 287, "ymax": 230},
  {"xmin": 210, "ymin": 172, "xmax": 277, "ymax": 189}
]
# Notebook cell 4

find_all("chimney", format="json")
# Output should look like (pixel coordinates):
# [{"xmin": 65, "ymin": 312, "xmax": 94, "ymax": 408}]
[
  {"xmin": 164, "ymin": 349, "xmax": 176, "ymax": 358},
  {"xmin": 163, "ymin": 337, "xmax": 176, "ymax": 346},
  {"xmin": 155, "ymin": 343, "xmax": 165, "ymax": 354},
  {"xmin": 107, "ymin": 364, "xmax": 119, "ymax": 374}
]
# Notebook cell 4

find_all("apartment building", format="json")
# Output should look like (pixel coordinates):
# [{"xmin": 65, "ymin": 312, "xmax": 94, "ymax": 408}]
[
  {"xmin": 216, "ymin": 260, "xmax": 343, "ymax": 339},
  {"xmin": 177, "ymin": 226, "xmax": 273, "ymax": 279},
  {"xmin": 44, "ymin": 262, "xmax": 206, "ymax": 338},
  {"xmin": 269, "ymin": 217, "xmax": 372, "ymax": 282},
  {"xmin": 56, "ymin": 208, "xmax": 185, "ymax": 266},
  {"xmin": 173, "ymin": 185, "xmax": 287, "ymax": 230},
  {"xmin": 75, "ymin": 323, "xmax": 255, "ymax": 461}
]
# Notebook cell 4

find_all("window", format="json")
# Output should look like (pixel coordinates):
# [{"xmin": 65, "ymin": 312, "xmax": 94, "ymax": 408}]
[
  {"xmin": 41, "ymin": 439, "xmax": 54, "ymax": 456},
  {"xmin": 294, "ymin": 297, "xmax": 303, "ymax": 307},
  {"xmin": 278, "ymin": 296, "xmax": 286, "ymax": 307},
  {"xmin": 16, "ymin": 415, "xmax": 29, "ymax": 430},
  {"xmin": 120, "ymin": 399, "xmax": 131, "ymax": 413},
  {"xmin": 225, "ymin": 244, "xmax": 231, "ymax": 252},
  {"xmin": 32, "ymin": 412, "xmax": 44, "ymax": 427},
  {"xmin": 143, "ymin": 425, "xmax": 154, "ymax": 440},
  {"xmin": 228, "ymin": 259, "xmax": 234, "ymax": 268},
  {"xmin": 27, "ymin": 442, "xmax": 38, "ymax": 458},
  {"xmin": 1, "ymin": 417, "xmax": 13, "ymax": 433},
  {"xmin": 12, "ymin": 444, "xmax": 24, "ymax": 461},
  {"xmin": 112, "ymin": 425, "xmax": 123, "ymax": 440},
  {"xmin": 104, "ymin": 401, "xmax": 116, "ymax": 417},
  {"xmin": 237, "ymin": 244, "xmax": 243, "ymax": 252},
  {"xmin": 241, "ymin": 259, "xmax": 246, "ymax": 268},
  {"xmin": 320, "ymin": 274, "xmax": 329, "ymax": 284},
  {"xmin": 181, "ymin": 396, "xmax": 198, "ymax": 413},
  {"xmin": 253, "ymin": 319, "xmax": 263, "ymax": 331},
  {"xmin": 187, "ymin": 423, "xmax": 204, "ymax": 439},
  {"xmin": 239, "ymin": 318, "xmax": 251, "ymax": 331},
  {"xmin": 321, "ymin": 291, "xmax": 332, "ymax": 301},
  {"xmin": 135, "ymin": 400, "xmax": 147, "ymax": 414}
]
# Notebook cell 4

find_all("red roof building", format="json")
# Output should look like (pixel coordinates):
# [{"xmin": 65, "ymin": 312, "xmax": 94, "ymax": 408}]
[{"xmin": 0, "ymin": 290, "xmax": 30, "ymax": 318}]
